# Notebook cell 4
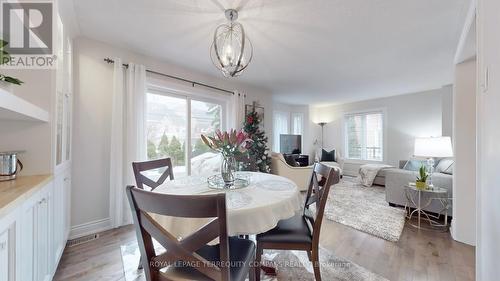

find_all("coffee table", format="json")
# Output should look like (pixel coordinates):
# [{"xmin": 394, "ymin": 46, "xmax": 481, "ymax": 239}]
[{"xmin": 404, "ymin": 184, "xmax": 451, "ymax": 230}]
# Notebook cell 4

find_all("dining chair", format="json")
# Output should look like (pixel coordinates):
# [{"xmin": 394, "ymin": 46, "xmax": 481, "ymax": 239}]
[
  {"xmin": 126, "ymin": 185, "xmax": 256, "ymax": 281},
  {"xmin": 132, "ymin": 158, "xmax": 174, "ymax": 191},
  {"xmin": 254, "ymin": 163, "xmax": 340, "ymax": 281},
  {"xmin": 132, "ymin": 158, "xmax": 175, "ymax": 270},
  {"xmin": 235, "ymin": 153, "xmax": 257, "ymax": 172}
]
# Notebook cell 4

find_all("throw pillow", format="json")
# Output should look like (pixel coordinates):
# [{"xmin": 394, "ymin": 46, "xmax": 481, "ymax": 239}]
[
  {"xmin": 435, "ymin": 159, "xmax": 454, "ymax": 175},
  {"xmin": 321, "ymin": 149, "xmax": 336, "ymax": 162},
  {"xmin": 403, "ymin": 160, "xmax": 426, "ymax": 171},
  {"xmin": 284, "ymin": 154, "xmax": 299, "ymax": 167}
]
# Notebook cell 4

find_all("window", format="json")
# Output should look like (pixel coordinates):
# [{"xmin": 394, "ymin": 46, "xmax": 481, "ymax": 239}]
[
  {"xmin": 273, "ymin": 111, "xmax": 289, "ymax": 152},
  {"xmin": 345, "ymin": 111, "xmax": 384, "ymax": 161},
  {"xmin": 273, "ymin": 111, "xmax": 304, "ymax": 152},
  {"xmin": 291, "ymin": 113, "xmax": 304, "ymax": 135},
  {"xmin": 146, "ymin": 88, "xmax": 226, "ymax": 177}
]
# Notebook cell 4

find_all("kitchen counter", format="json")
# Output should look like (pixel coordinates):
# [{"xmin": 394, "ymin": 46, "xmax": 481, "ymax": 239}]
[{"xmin": 0, "ymin": 174, "xmax": 53, "ymax": 218}]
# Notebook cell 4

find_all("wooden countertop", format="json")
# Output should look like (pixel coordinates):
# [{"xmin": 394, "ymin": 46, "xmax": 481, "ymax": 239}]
[{"xmin": 0, "ymin": 174, "xmax": 53, "ymax": 218}]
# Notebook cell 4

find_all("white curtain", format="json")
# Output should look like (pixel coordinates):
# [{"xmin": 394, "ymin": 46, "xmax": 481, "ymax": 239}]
[
  {"xmin": 231, "ymin": 91, "xmax": 245, "ymax": 130},
  {"xmin": 273, "ymin": 111, "xmax": 290, "ymax": 152},
  {"xmin": 110, "ymin": 59, "xmax": 147, "ymax": 228}
]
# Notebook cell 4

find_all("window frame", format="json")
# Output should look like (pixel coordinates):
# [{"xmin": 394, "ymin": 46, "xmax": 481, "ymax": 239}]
[
  {"xmin": 291, "ymin": 112, "xmax": 304, "ymax": 135},
  {"xmin": 272, "ymin": 111, "xmax": 305, "ymax": 153},
  {"xmin": 343, "ymin": 109, "xmax": 386, "ymax": 163},
  {"xmin": 146, "ymin": 77, "xmax": 229, "ymax": 176}
]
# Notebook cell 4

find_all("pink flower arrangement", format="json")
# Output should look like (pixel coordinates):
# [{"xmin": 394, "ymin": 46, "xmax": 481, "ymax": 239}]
[{"xmin": 201, "ymin": 129, "xmax": 252, "ymax": 157}]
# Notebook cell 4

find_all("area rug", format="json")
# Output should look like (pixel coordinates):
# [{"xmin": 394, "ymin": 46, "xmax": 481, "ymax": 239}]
[
  {"xmin": 324, "ymin": 178, "xmax": 406, "ymax": 242},
  {"xmin": 120, "ymin": 241, "xmax": 389, "ymax": 281}
]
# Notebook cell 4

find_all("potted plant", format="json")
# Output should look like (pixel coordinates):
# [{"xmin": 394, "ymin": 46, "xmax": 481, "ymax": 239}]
[
  {"xmin": 415, "ymin": 164, "xmax": 429, "ymax": 190},
  {"xmin": 0, "ymin": 39, "xmax": 23, "ymax": 91}
]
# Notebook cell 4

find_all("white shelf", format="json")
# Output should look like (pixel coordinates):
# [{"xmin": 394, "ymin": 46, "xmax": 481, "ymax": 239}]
[{"xmin": 0, "ymin": 88, "xmax": 49, "ymax": 122}]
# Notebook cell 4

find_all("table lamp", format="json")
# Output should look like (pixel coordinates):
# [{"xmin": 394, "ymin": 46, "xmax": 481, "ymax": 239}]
[{"xmin": 413, "ymin": 136, "xmax": 453, "ymax": 187}]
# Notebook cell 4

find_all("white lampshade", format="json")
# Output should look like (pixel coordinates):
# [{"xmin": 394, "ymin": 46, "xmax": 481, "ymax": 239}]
[{"xmin": 414, "ymin": 137, "xmax": 453, "ymax": 158}]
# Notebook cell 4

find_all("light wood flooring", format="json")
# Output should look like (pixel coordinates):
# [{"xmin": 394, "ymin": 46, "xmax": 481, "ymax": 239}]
[{"xmin": 54, "ymin": 217, "xmax": 474, "ymax": 281}]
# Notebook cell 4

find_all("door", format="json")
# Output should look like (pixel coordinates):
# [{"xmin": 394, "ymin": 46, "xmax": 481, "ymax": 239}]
[
  {"xmin": 52, "ymin": 175, "xmax": 64, "ymax": 268},
  {"xmin": 145, "ymin": 89, "xmax": 226, "ymax": 177},
  {"xmin": 20, "ymin": 198, "xmax": 36, "ymax": 281},
  {"xmin": 35, "ymin": 190, "xmax": 51, "ymax": 281},
  {"xmin": 0, "ymin": 229, "xmax": 9, "ymax": 281},
  {"xmin": 190, "ymin": 99, "xmax": 223, "ymax": 176}
]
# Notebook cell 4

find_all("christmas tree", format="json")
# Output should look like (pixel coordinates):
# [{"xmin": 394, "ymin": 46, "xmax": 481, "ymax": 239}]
[{"xmin": 243, "ymin": 109, "xmax": 271, "ymax": 173}]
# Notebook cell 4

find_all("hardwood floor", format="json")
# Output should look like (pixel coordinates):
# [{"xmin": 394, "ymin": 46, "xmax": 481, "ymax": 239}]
[{"xmin": 54, "ymin": 218, "xmax": 474, "ymax": 281}]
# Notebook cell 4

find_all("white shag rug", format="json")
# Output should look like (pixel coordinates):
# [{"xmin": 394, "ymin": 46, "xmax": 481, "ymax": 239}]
[
  {"xmin": 324, "ymin": 178, "xmax": 406, "ymax": 242},
  {"xmin": 120, "ymin": 241, "xmax": 389, "ymax": 281}
]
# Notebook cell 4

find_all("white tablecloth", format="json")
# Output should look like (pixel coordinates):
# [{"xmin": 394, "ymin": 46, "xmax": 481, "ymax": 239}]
[{"xmin": 151, "ymin": 172, "xmax": 302, "ymax": 238}]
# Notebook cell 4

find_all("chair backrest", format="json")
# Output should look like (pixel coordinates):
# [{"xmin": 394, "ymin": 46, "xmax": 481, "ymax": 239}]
[
  {"xmin": 303, "ymin": 163, "xmax": 340, "ymax": 244},
  {"xmin": 132, "ymin": 158, "xmax": 174, "ymax": 190},
  {"xmin": 126, "ymin": 186, "xmax": 230, "ymax": 281},
  {"xmin": 235, "ymin": 153, "xmax": 257, "ymax": 171}
]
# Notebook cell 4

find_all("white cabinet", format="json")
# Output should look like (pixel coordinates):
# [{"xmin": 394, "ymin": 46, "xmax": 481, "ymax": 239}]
[
  {"xmin": 55, "ymin": 15, "xmax": 73, "ymax": 171},
  {"xmin": 51, "ymin": 169, "xmax": 71, "ymax": 272},
  {"xmin": 0, "ymin": 229, "xmax": 9, "ymax": 281},
  {"xmin": 0, "ymin": 177, "xmax": 69, "ymax": 281},
  {"xmin": 19, "ymin": 196, "xmax": 36, "ymax": 281},
  {"xmin": 35, "ymin": 188, "xmax": 51, "ymax": 281},
  {"xmin": 0, "ymin": 209, "xmax": 16, "ymax": 281},
  {"xmin": 18, "ymin": 182, "xmax": 53, "ymax": 281}
]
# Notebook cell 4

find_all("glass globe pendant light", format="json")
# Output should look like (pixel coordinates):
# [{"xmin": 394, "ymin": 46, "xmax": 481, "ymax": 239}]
[{"xmin": 210, "ymin": 9, "xmax": 253, "ymax": 77}]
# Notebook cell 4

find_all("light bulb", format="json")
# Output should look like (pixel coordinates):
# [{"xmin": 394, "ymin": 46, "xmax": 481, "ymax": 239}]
[{"xmin": 222, "ymin": 44, "xmax": 235, "ymax": 66}]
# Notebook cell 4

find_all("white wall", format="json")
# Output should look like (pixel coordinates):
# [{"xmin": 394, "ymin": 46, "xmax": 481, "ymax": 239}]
[
  {"xmin": 477, "ymin": 0, "xmax": 500, "ymax": 278},
  {"xmin": 310, "ymin": 87, "xmax": 453, "ymax": 174},
  {"xmin": 451, "ymin": 58, "xmax": 476, "ymax": 246},
  {"xmin": 71, "ymin": 37, "xmax": 273, "ymax": 234}
]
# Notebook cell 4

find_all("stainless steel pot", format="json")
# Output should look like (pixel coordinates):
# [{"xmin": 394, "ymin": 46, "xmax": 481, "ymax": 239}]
[{"xmin": 0, "ymin": 151, "xmax": 24, "ymax": 181}]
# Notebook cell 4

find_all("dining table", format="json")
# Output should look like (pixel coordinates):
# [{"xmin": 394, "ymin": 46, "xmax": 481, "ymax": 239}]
[{"xmin": 150, "ymin": 171, "xmax": 302, "ymax": 240}]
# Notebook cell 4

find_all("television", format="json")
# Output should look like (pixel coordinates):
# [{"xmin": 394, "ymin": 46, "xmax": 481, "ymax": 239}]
[{"xmin": 280, "ymin": 134, "xmax": 302, "ymax": 155}]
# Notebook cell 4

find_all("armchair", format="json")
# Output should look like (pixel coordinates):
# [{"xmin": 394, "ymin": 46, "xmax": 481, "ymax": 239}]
[
  {"xmin": 270, "ymin": 152, "xmax": 313, "ymax": 191},
  {"xmin": 315, "ymin": 148, "xmax": 344, "ymax": 176}
]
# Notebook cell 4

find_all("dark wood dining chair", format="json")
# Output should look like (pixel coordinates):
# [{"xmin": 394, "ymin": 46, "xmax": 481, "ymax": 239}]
[
  {"xmin": 126, "ymin": 185, "xmax": 256, "ymax": 281},
  {"xmin": 132, "ymin": 158, "xmax": 174, "ymax": 191},
  {"xmin": 254, "ymin": 163, "xmax": 340, "ymax": 281},
  {"xmin": 132, "ymin": 158, "xmax": 175, "ymax": 270},
  {"xmin": 235, "ymin": 153, "xmax": 257, "ymax": 172}
]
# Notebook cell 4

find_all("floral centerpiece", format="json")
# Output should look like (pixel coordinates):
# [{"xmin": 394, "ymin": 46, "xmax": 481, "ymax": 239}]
[{"xmin": 201, "ymin": 129, "xmax": 252, "ymax": 187}]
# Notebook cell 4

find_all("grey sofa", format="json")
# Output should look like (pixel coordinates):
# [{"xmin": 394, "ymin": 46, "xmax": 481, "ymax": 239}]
[{"xmin": 385, "ymin": 160, "xmax": 453, "ymax": 215}]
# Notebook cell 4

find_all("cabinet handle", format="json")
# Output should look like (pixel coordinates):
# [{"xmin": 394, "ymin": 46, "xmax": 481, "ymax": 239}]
[
  {"xmin": 0, "ymin": 242, "xmax": 5, "ymax": 250},
  {"xmin": 39, "ymin": 198, "xmax": 46, "ymax": 204}
]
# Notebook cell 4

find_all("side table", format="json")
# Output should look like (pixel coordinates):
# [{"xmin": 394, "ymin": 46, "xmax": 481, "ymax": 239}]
[{"xmin": 404, "ymin": 184, "xmax": 451, "ymax": 231}]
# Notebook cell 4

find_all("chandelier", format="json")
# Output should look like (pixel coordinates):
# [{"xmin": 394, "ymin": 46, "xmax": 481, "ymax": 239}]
[{"xmin": 210, "ymin": 9, "xmax": 253, "ymax": 77}]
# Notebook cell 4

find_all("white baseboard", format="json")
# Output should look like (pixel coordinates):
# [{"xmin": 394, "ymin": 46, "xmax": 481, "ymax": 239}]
[
  {"xmin": 69, "ymin": 217, "xmax": 113, "ymax": 240},
  {"xmin": 450, "ymin": 218, "xmax": 476, "ymax": 246}
]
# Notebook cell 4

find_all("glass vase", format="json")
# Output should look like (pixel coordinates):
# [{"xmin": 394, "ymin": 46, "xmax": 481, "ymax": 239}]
[{"xmin": 221, "ymin": 155, "xmax": 236, "ymax": 188}]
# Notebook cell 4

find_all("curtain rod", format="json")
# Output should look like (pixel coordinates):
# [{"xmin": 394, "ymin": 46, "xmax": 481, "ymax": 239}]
[{"xmin": 103, "ymin": 58, "xmax": 241, "ymax": 96}]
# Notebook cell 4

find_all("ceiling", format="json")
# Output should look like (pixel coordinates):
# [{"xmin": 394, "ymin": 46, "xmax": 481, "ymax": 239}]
[{"xmin": 72, "ymin": 0, "xmax": 470, "ymax": 105}]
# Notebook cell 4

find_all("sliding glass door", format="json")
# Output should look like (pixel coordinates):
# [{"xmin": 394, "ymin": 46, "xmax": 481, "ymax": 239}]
[
  {"xmin": 190, "ymin": 100, "xmax": 223, "ymax": 176},
  {"xmin": 146, "ymin": 88, "xmax": 226, "ymax": 177},
  {"xmin": 146, "ymin": 93, "xmax": 188, "ymax": 176}
]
